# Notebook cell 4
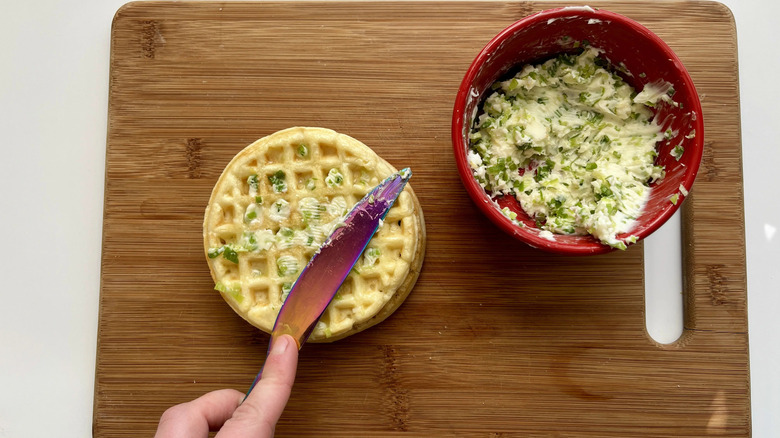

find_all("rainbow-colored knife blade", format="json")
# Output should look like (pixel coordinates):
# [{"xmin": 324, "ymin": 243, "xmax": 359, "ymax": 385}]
[{"xmin": 246, "ymin": 168, "xmax": 411, "ymax": 395}]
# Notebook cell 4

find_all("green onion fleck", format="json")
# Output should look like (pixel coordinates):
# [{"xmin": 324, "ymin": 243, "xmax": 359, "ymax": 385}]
[
  {"xmin": 363, "ymin": 247, "xmax": 381, "ymax": 266},
  {"xmin": 240, "ymin": 232, "xmax": 258, "ymax": 252},
  {"xmin": 281, "ymin": 282, "xmax": 293, "ymax": 301},
  {"xmin": 325, "ymin": 168, "xmax": 344, "ymax": 187},
  {"xmin": 247, "ymin": 174, "xmax": 259, "ymax": 194},
  {"xmin": 277, "ymin": 256, "xmax": 299, "ymax": 277},
  {"xmin": 609, "ymin": 241, "xmax": 627, "ymax": 251},
  {"xmin": 268, "ymin": 170, "xmax": 287, "ymax": 193},
  {"xmin": 222, "ymin": 246, "xmax": 239, "ymax": 264},
  {"xmin": 215, "ymin": 282, "xmax": 243, "ymax": 303},
  {"xmin": 671, "ymin": 144, "xmax": 685, "ymax": 161},
  {"xmin": 244, "ymin": 207, "xmax": 257, "ymax": 223}
]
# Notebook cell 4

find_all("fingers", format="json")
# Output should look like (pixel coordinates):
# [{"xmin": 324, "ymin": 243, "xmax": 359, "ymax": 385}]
[
  {"xmin": 215, "ymin": 334, "xmax": 299, "ymax": 437},
  {"xmin": 154, "ymin": 388, "xmax": 244, "ymax": 438},
  {"xmin": 154, "ymin": 335, "xmax": 299, "ymax": 438}
]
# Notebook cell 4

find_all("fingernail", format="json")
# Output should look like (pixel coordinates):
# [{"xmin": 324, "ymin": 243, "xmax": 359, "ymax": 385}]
[{"xmin": 271, "ymin": 335, "xmax": 290, "ymax": 355}]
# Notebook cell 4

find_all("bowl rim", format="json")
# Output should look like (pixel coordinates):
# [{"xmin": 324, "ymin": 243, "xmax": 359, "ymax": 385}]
[{"xmin": 451, "ymin": 6, "xmax": 704, "ymax": 255}]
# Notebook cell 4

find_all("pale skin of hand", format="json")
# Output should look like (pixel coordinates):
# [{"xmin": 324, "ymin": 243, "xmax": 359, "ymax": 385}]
[{"xmin": 154, "ymin": 334, "xmax": 299, "ymax": 438}]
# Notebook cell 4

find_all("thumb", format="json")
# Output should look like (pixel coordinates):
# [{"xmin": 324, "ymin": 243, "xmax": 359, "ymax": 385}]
[{"xmin": 216, "ymin": 334, "xmax": 299, "ymax": 438}]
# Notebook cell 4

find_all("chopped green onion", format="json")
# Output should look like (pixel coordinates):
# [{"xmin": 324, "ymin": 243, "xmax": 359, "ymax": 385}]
[
  {"xmin": 222, "ymin": 246, "xmax": 239, "ymax": 264},
  {"xmin": 501, "ymin": 207, "xmax": 518, "ymax": 221},
  {"xmin": 281, "ymin": 282, "xmax": 293, "ymax": 301},
  {"xmin": 325, "ymin": 168, "xmax": 344, "ymax": 187},
  {"xmin": 241, "ymin": 232, "xmax": 258, "ymax": 251},
  {"xmin": 277, "ymin": 255, "xmax": 299, "ymax": 277},
  {"xmin": 671, "ymin": 144, "xmax": 685, "ymax": 161},
  {"xmin": 363, "ymin": 247, "xmax": 381, "ymax": 266},
  {"xmin": 268, "ymin": 170, "xmax": 287, "ymax": 193},
  {"xmin": 247, "ymin": 174, "xmax": 259, "ymax": 195},
  {"xmin": 244, "ymin": 207, "xmax": 258, "ymax": 223},
  {"xmin": 609, "ymin": 241, "xmax": 627, "ymax": 250},
  {"xmin": 215, "ymin": 282, "xmax": 243, "ymax": 303},
  {"xmin": 534, "ymin": 160, "xmax": 554, "ymax": 182}
]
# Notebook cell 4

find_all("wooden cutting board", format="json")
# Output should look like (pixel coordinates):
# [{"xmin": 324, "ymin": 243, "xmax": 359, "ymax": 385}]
[{"xmin": 95, "ymin": 1, "xmax": 748, "ymax": 436}]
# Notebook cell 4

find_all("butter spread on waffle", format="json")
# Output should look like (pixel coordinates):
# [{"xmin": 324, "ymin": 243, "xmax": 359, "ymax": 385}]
[{"xmin": 203, "ymin": 127, "xmax": 425, "ymax": 342}]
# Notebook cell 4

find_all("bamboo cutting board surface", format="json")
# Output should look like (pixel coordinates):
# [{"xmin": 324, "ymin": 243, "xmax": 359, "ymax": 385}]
[{"xmin": 96, "ymin": 1, "xmax": 749, "ymax": 436}]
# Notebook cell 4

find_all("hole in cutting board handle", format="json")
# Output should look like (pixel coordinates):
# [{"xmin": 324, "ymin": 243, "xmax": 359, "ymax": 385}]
[{"xmin": 644, "ymin": 209, "xmax": 684, "ymax": 344}]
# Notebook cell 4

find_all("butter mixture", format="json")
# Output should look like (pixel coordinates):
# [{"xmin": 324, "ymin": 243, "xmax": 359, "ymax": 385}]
[
  {"xmin": 468, "ymin": 48, "xmax": 666, "ymax": 249},
  {"xmin": 208, "ymin": 187, "xmax": 383, "ymax": 300},
  {"xmin": 209, "ymin": 190, "xmax": 349, "ymax": 280}
]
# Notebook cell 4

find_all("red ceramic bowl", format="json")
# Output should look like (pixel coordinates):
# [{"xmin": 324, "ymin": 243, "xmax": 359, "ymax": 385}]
[{"xmin": 452, "ymin": 7, "xmax": 704, "ymax": 255}]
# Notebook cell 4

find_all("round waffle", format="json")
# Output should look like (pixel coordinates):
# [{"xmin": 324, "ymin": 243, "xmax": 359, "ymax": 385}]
[{"xmin": 203, "ymin": 127, "xmax": 425, "ymax": 342}]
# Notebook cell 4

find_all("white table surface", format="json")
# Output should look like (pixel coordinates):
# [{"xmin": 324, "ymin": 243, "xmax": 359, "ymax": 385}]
[{"xmin": 1, "ymin": 0, "xmax": 776, "ymax": 436}]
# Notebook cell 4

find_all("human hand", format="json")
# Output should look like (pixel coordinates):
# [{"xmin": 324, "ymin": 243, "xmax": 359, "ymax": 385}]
[{"xmin": 154, "ymin": 334, "xmax": 299, "ymax": 438}]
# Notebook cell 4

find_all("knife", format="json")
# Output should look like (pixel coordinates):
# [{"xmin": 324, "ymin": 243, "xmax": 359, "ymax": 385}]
[{"xmin": 245, "ymin": 167, "xmax": 412, "ymax": 396}]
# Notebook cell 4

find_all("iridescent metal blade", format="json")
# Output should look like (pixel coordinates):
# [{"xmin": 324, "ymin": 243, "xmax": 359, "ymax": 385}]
[
  {"xmin": 271, "ymin": 167, "xmax": 412, "ymax": 348},
  {"xmin": 244, "ymin": 169, "xmax": 411, "ymax": 398}
]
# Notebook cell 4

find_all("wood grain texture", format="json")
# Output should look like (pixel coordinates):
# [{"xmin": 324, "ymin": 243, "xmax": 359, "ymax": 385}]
[{"xmin": 96, "ymin": 1, "xmax": 749, "ymax": 436}]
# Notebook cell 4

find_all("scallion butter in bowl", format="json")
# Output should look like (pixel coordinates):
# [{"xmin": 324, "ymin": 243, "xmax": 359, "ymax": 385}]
[{"xmin": 452, "ymin": 7, "xmax": 704, "ymax": 255}]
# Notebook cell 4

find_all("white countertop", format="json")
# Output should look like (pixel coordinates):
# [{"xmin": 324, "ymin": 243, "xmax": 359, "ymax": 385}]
[{"xmin": 1, "ymin": 1, "xmax": 777, "ymax": 436}]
